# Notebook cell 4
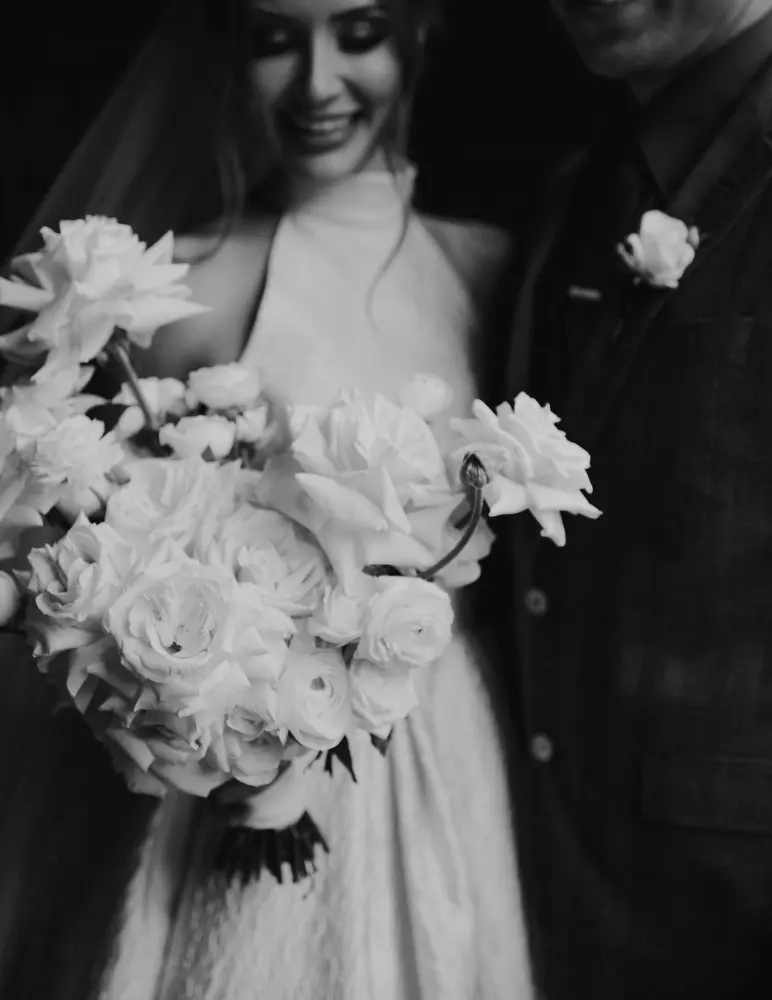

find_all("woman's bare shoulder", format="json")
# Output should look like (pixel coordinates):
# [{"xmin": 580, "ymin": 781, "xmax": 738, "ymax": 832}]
[
  {"xmin": 419, "ymin": 214, "xmax": 514, "ymax": 308},
  {"xmin": 173, "ymin": 218, "xmax": 277, "ymax": 300},
  {"xmin": 421, "ymin": 215, "xmax": 512, "ymax": 261}
]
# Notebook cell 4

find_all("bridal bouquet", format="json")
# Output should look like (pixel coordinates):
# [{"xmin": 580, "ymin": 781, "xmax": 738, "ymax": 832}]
[{"xmin": 0, "ymin": 216, "xmax": 601, "ymax": 883}]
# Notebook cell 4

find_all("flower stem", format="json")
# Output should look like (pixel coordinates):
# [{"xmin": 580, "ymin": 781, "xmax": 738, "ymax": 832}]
[
  {"xmin": 418, "ymin": 483, "xmax": 484, "ymax": 581},
  {"xmin": 107, "ymin": 336, "xmax": 158, "ymax": 432}
]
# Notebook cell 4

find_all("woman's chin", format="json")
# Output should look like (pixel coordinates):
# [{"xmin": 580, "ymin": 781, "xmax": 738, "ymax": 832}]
[{"xmin": 283, "ymin": 138, "xmax": 380, "ymax": 186}]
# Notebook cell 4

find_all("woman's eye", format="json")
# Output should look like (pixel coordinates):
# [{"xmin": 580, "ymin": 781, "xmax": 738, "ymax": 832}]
[
  {"xmin": 337, "ymin": 17, "xmax": 393, "ymax": 55},
  {"xmin": 248, "ymin": 23, "xmax": 300, "ymax": 59},
  {"xmin": 246, "ymin": 14, "xmax": 393, "ymax": 60}
]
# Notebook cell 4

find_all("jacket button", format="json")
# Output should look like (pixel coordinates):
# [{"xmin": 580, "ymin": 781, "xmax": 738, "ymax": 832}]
[
  {"xmin": 524, "ymin": 587, "xmax": 548, "ymax": 616},
  {"xmin": 530, "ymin": 733, "xmax": 554, "ymax": 763}
]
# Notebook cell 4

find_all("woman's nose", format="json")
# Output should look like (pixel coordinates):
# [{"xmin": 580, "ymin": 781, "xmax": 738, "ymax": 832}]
[{"xmin": 302, "ymin": 33, "xmax": 345, "ymax": 103}]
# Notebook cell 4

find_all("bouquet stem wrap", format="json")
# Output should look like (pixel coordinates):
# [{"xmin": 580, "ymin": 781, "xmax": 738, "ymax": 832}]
[{"xmin": 212, "ymin": 761, "xmax": 329, "ymax": 884}]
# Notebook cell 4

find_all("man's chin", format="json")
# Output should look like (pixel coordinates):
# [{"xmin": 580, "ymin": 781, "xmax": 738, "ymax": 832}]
[{"xmin": 572, "ymin": 31, "xmax": 675, "ymax": 82}]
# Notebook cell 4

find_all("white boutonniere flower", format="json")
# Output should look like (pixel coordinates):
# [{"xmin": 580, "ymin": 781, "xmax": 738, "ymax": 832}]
[{"xmin": 617, "ymin": 210, "xmax": 700, "ymax": 289}]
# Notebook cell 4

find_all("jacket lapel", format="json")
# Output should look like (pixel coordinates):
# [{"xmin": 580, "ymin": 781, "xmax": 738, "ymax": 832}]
[
  {"xmin": 559, "ymin": 56, "xmax": 772, "ymax": 450},
  {"xmin": 505, "ymin": 151, "xmax": 586, "ymax": 397}
]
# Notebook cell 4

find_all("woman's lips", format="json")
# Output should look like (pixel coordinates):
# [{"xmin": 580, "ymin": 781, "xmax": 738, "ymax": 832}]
[{"xmin": 282, "ymin": 113, "xmax": 361, "ymax": 153}]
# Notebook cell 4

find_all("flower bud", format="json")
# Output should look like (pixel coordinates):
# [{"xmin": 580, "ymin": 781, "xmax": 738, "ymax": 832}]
[{"xmin": 460, "ymin": 452, "xmax": 489, "ymax": 491}]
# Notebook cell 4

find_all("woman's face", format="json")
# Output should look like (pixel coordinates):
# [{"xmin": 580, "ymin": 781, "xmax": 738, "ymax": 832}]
[{"xmin": 246, "ymin": 0, "xmax": 403, "ymax": 184}]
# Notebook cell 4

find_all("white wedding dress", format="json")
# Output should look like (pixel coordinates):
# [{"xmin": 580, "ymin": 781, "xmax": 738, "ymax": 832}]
[{"xmin": 101, "ymin": 168, "xmax": 534, "ymax": 1000}]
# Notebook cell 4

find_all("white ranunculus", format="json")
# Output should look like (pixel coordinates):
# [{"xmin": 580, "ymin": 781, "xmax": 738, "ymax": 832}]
[
  {"xmin": 114, "ymin": 376, "xmax": 187, "ymax": 437},
  {"xmin": 24, "ymin": 414, "xmax": 123, "ymax": 518},
  {"xmin": 307, "ymin": 582, "xmax": 367, "ymax": 645},
  {"xmin": 276, "ymin": 647, "xmax": 353, "ymax": 751},
  {"xmin": 350, "ymin": 658, "xmax": 418, "ymax": 737},
  {"xmin": 28, "ymin": 414, "xmax": 122, "ymax": 486},
  {"xmin": 617, "ymin": 210, "xmax": 700, "ymax": 289},
  {"xmin": 220, "ymin": 728, "xmax": 284, "ymax": 788},
  {"xmin": 451, "ymin": 393, "xmax": 601, "ymax": 546},
  {"xmin": 234, "ymin": 405, "xmax": 269, "ymax": 443},
  {"xmin": 159, "ymin": 414, "xmax": 236, "ymax": 460},
  {"xmin": 0, "ymin": 218, "xmax": 207, "ymax": 379},
  {"xmin": 104, "ymin": 457, "xmax": 238, "ymax": 554},
  {"xmin": 397, "ymin": 374, "xmax": 454, "ymax": 421},
  {"xmin": 357, "ymin": 576, "xmax": 454, "ymax": 670},
  {"xmin": 187, "ymin": 363, "xmax": 262, "ymax": 412}
]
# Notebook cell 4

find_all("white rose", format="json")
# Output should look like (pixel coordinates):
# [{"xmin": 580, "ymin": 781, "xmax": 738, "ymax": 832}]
[
  {"xmin": 187, "ymin": 363, "xmax": 262, "ymax": 411},
  {"xmin": 293, "ymin": 390, "xmax": 451, "ymax": 508},
  {"xmin": 0, "ymin": 219, "xmax": 206, "ymax": 380},
  {"xmin": 397, "ymin": 374, "xmax": 454, "ymax": 421},
  {"xmin": 258, "ymin": 392, "xmax": 455, "ymax": 589},
  {"xmin": 357, "ymin": 576, "xmax": 454, "ymax": 669},
  {"xmin": 105, "ymin": 457, "xmax": 237, "ymax": 554},
  {"xmin": 307, "ymin": 582, "xmax": 367, "ymax": 645},
  {"xmin": 24, "ymin": 514, "xmax": 136, "ymax": 629},
  {"xmin": 159, "ymin": 414, "xmax": 236, "ymax": 460},
  {"xmin": 106, "ymin": 547, "xmax": 291, "ymax": 717},
  {"xmin": 276, "ymin": 647, "xmax": 353, "ymax": 751},
  {"xmin": 350, "ymin": 658, "xmax": 418, "ymax": 737},
  {"xmin": 451, "ymin": 394, "xmax": 601, "ymax": 546},
  {"xmin": 105, "ymin": 709, "xmax": 230, "ymax": 798},
  {"xmin": 617, "ymin": 210, "xmax": 700, "ymax": 289},
  {"xmin": 204, "ymin": 504, "xmax": 329, "ymax": 615},
  {"xmin": 114, "ymin": 377, "xmax": 187, "ymax": 437}
]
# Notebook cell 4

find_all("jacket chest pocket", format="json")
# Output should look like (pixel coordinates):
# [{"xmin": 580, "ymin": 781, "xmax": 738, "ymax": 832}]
[{"xmin": 642, "ymin": 753, "xmax": 772, "ymax": 836}]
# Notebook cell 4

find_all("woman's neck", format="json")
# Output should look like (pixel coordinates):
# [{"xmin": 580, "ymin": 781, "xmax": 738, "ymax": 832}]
[{"xmin": 272, "ymin": 150, "xmax": 394, "ymax": 212}]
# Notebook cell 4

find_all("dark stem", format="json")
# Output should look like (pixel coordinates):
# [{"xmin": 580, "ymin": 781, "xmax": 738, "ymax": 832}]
[
  {"xmin": 418, "ymin": 484, "xmax": 484, "ymax": 580},
  {"xmin": 107, "ymin": 337, "xmax": 158, "ymax": 432}
]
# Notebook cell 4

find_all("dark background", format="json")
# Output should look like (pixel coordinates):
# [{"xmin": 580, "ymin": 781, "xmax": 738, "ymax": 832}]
[{"xmin": 0, "ymin": 2, "xmax": 624, "ymax": 260}]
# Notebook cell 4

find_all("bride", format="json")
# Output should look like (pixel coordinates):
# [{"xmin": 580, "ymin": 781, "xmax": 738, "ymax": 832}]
[{"xmin": 0, "ymin": 1, "xmax": 533, "ymax": 998}]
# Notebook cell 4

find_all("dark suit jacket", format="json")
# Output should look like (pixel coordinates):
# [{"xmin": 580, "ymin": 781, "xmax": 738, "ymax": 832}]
[{"xmin": 487, "ymin": 52, "xmax": 772, "ymax": 1000}]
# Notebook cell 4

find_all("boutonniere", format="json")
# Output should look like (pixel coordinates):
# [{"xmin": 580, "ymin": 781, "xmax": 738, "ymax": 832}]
[{"xmin": 617, "ymin": 209, "xmax": 700, "ymax": 289}]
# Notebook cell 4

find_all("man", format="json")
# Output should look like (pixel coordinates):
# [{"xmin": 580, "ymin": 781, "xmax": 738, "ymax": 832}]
[{"xmin": 491, "ymin": 0, "xmax": 772, "ymax": 997}]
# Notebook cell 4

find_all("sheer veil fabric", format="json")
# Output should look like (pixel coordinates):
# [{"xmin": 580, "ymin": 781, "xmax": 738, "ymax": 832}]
[
  {"xmin": 5, "ymin": 0, "xmax": 232, "ymax": 265},
  {"xmin": 0, "ymin": 6, "xmax": 232, "ymax": 999}
]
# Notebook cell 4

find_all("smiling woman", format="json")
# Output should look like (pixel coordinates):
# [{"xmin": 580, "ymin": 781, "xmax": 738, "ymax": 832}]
[{"xmin": 246, "ymin": 0, "xmax": 402, "ymax": 183}]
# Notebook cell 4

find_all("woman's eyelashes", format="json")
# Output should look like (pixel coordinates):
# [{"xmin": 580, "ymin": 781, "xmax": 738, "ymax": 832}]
[
  {"xmin": 336, "ymin": 12, "xmax": 394, "ymax": 54},
  {"xmin": 247, "ymin": 13, "xmax": 393, "ymax": 60}
]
